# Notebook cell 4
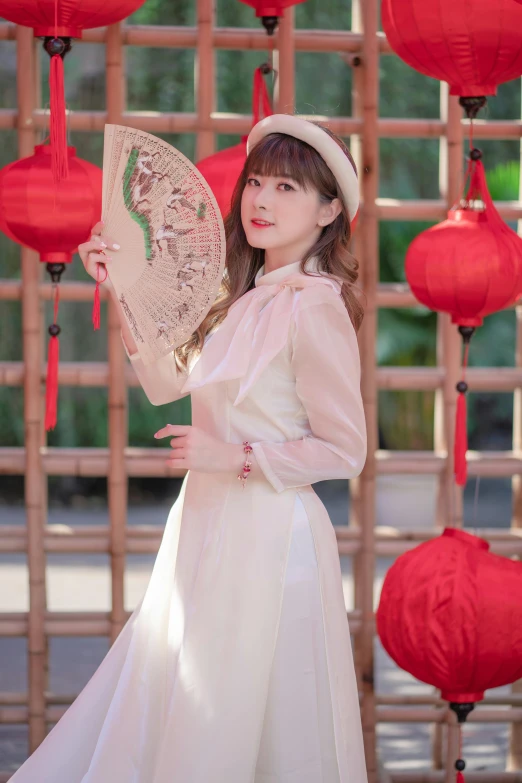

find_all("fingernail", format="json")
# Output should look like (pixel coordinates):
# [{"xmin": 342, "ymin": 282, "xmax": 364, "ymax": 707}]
[
  {"xmin": 153, "ymin": 433, "xmax": 158, "ymax": 438},
  {"xmin": 100, "ymin": 242, "xmax": 107, "ymax": 248},
  {"xmin": 113, "ymin": 243, "xmax": 120, "ymax": 250}
]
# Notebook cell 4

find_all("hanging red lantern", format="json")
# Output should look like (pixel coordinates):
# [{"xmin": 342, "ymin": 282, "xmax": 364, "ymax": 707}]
[
  {"xmin": 405, "ymin": 147, "xmax": 522, "ymax": 486},
  {"xmin": 238, "ymin": 0, "xmax": 307, "ymax": 35},
  {"xmin": 196, "ymin": 64, "xmax": 273, "ymax": 219},
  {"xmin": 0, "ymin": 0, "xmax": 146, "ymax": 181},
  {"xmin": 381, "ymin": 0, "xmax": 522, "ymax": 119},
  {"xmin": 0, "ymin": 144, "xmax": 102, "ymax": 431},
  {"xmin": 377, "ymin": 527, "xmax": 522, "ymax": 783}
]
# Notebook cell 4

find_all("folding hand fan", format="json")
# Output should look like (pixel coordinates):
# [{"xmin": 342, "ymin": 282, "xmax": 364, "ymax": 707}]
[{"xmin": 99, "ymin": 124, "xmax": 226, "ymax": 365}]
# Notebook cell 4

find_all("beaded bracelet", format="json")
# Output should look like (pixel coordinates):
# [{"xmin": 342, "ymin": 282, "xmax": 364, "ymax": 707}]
[{"xmin": 237, "ymin": 441, "xmax": 253, "ymax": 489}]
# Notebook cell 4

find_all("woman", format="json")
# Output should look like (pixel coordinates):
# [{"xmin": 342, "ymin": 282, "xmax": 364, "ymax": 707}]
[{"xmin": 10, "ymin": 114, "xmax": 368, "ymax": 782}]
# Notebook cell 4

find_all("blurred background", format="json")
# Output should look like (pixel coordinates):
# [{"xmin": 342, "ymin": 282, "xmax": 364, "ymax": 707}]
[{"xmin": 0, "ymin": 0, "xmax": 521, "ymax": 778}]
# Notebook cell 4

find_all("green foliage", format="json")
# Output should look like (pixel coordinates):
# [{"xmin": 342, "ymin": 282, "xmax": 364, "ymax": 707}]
[
  {"xmin": 378, "ymin": 218, "xmax": 438, "ymax": 449},
  {"xmin": 486, "ymin": 159, "xmax": 520, "ymax": 201}
]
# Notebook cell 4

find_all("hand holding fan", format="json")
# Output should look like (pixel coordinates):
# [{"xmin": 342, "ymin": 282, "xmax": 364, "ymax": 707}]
[{"xmin": 95, "ymin": 125, "xmax": 226, "ymax": 365}]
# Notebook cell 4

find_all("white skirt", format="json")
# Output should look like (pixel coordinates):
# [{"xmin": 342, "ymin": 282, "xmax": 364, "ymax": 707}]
[
  {"xmin": 8, "ymin": 489, "xmax": 352, "ymax": 783},
  {"xmin": 255, "ymin": 493, "xmax": 341, "ymax": 783}
]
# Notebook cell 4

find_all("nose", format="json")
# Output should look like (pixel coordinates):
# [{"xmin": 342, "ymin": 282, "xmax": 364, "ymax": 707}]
[{"xmin": 252, "ymin": 182, "xmax": 271, "ymax": 211}]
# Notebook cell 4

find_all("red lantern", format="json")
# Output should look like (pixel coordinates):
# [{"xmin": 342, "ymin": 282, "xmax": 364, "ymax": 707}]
[
  {"xmin": 382, "ymin": 0, "xmax": 522, "ymax": 118},
  {"xmin": 405, "ymin": 149, "xmax": 522, "ymax": 486},
  {"xmin": 0, "ymin": 144, "xmax": 102, "ymax": 431},
  {"xmin": 0, "ymin": 0, "xmax": 146, "ymax": 180},
  {"xmin": 238, "ymin": 0, "xmax": 307, "ymax": 35},
  {"xmin": 196, "ymin": 143, "xmax": 249, "ymax": 221},
  {"xmin": 377, "ymin": 528, "xmax": 522, "ymax": 782},
  {"xmin": 196, "ymin": 65, "xmax": 273, "ymax": 219},
  {"xmin": 0, "ymin": 1, "xmax": 147, "ymax": 36}
]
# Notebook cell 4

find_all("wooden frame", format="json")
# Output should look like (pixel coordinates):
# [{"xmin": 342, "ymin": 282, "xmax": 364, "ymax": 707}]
[{"xmin": 1, "ymin": 1, "xmax": 522, "ymax": 780}]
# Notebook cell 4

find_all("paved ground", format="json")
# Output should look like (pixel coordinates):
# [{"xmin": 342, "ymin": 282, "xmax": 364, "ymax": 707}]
[{"xmin": 0, "ymin": 477, "xmax": 514, "ymax": 776}]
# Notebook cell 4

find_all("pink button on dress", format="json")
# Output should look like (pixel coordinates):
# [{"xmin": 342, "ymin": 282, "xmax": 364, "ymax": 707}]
[{"xmin": 9, "ymin": 256, "xmax": 368, "ymax": 783}]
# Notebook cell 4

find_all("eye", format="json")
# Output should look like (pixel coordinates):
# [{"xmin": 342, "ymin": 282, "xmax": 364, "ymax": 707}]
[
  {"xmin": 279, "ymin": 182, "xmax": 295, "ymax": 192},
  {"xmin": 247, "ymin": 177, "xmax": 260, "ymax": 186}
]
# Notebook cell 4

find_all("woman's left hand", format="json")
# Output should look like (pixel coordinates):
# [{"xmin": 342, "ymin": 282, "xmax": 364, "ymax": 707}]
[{"xmin": 154, "ymin": 424, "xmax": 244, "ymax": 474}]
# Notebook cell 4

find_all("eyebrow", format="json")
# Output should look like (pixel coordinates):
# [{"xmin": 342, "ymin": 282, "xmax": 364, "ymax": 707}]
[{"xmin": 249, "ymin": 171, "xmax": 298, "ymax": 181}]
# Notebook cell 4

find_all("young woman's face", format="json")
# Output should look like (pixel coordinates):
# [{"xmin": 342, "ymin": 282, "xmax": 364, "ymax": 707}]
[{"xmin": 240, "ymin": 172, "xmax": 331, "ymax": 256}]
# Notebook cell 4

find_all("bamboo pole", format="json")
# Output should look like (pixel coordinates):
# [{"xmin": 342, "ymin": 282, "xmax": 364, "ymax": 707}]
[
  {"xmin": 0, "ymin": 22, "xmax": 384, "ymax": 53},
  {"xmin": 15, "ymin": 25, "xmax": 48, "ymax": 754},
  {"xmin": 195, "ymin": 0, "xmax": 215, "ymax": 161},
  {"xmin": 273, "ymin": 7, "xmax": 295, "ymax": 114},
  {"xmin": 507, "ymin": 81, "xmax": 522, "ymax": 774},
  {"xmin": 436, "ymin": 85, "xmax": 465, "ymax": 533},
  {"xmin": 8, "ymin": 361, "xmax": 522, "ymax": 391},
  {"xmin": 3, "ymin": 689, "xmax": 522, "ymax": 725},
  {"xmin": 1, "ymin": 524, "xmax": 522, "ymax": 557},
  {"xmin": 352, "ymin": 0, "xmax": 379, "ymax": 780},
  {"xmin": 3, "ymin": 108, "xmax": 522, "ymax": 142},
  {"xmin": 4, "ymin": 446, "xmax": 522, "ymax": 477},
  {"xmin": 438, "ymin": 88, "xmax": 466, "ymax": 782},
  {"xmin": 511, "ymin": 302, "xmax": 522, "ymax": 768},
  {"xmin": 106, "ymin": 22, "xmax": 128, "ymax": 644},
  {"xmin": 3, "ymin": 278, "xmax": 522, "ymax": 311},
  {"xmin": 389, "ymin": 775, "xmax": 522, "ymax": 783}
]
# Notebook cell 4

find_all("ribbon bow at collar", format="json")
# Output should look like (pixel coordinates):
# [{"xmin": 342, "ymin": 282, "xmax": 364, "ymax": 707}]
[{"xmin": 180, "ymin": 272, "xmax": 341, "ymax": 406}]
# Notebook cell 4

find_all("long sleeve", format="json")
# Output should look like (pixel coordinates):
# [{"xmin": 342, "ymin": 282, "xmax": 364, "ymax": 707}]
[
  {"xmin": 122, "ymin": 332, "xmax": 190, "ymax": 406},
  {"xmin": 250, "ymin": 292, "xmax": 367, "ymax": 493}
]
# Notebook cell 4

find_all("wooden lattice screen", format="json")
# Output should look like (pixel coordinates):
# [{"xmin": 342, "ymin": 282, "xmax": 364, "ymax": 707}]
[{"xmin": 1, "ymin": 1, "xmax": 522, "ymax": 781}]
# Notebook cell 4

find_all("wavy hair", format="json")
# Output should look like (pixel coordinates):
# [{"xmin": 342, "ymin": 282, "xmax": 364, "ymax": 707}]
[{"xmin": 175, "ymin": 121, "xmax": 365, "ymax": 373}]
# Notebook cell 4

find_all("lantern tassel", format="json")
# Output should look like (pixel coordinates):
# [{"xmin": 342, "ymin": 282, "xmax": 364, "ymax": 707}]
[
  {"xmin": 454, "ymin": 331, "xmax": 473, "ymax": 487},
  {"xmin": 45, "ymin": 284, "xmax": 61, "ymax": 432},
  {"xmin": 456, "ymin": 773, "xmax": 465, "ymax": 783},
  {"xmin": 92, "ymin": 281, "xmax": 101, "ymax": 330},
  {"xmin": 44, "ymin": 331, "xmax": 59, "ymax": 431},
  {"xmin": 92, "ymin": 260, "xmax": 108, "ymax": 331},
  {"xmin": 454, "ymin": 391, "xmax": 468, "ymax": 486},
  {"xmin": 50, "ymin": 54, "xmax": 69, "ymax": 182}
]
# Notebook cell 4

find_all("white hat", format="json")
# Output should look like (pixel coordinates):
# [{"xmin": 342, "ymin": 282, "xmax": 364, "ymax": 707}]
[{"xmin": 246, "ymin": 113, "xmax": 360, "ymax": 223}]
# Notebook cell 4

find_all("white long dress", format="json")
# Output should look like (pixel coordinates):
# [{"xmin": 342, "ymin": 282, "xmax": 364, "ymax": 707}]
[{"xmin": 9, "ymin": 257, "xmax": 368, "ymax": 783}]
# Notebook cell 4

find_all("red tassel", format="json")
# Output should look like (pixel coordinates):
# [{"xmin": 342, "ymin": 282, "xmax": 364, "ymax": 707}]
[
  {"xmin": 45, "ymin": 284, "xmax": 61, "ymax": 431},
  {"xmin": 92, "ymin": 262, "xmax": 107, "ymax": 330},
  {"xmin": 50, "ymin": 54, "xmax": 69, "ymax": 182},
  {"xmin": 456, "ymin": 772, "xmax": 465, "ymax": 783},
  {"xmin": 252, "ymin": 66, "xmax": 273, "ymax": 125},
  {"xmin": 454, "ymin": 391, "xmax": 468, "ymax": 486},
  {"xmin": 45, "ymin": 331, "xmax": 60, "ymax": 431},
  {"xmin": 92, "ymin": 281, "xmax": 101, "ymax": 330}
]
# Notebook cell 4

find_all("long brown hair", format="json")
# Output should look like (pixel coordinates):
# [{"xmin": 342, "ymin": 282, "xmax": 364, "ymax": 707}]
[{"xmin": 175, "ymin": 120, "xmax": 365, "ymax": 373}]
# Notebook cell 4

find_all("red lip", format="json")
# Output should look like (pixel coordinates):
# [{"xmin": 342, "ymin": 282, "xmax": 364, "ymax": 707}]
[{"xmin": 251, "ymin": 219, "xmax": 274, "ymax": 227}]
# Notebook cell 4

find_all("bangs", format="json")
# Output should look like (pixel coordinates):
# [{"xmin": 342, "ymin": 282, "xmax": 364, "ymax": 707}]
[{"xmin": 245, "ymin": 132, "xmax": 324, "ymax": 190}]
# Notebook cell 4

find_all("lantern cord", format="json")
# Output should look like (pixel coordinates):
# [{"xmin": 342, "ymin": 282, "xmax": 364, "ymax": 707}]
[
  {"xmin": 268, "ymin": 32, "xmax": 275, "ymax": 74},
  {"xmin": 44, "ymin": 284, "xmax": 60, "ymax": 432},
  {"xmin": 455, "ymin": 114, "xmax": 475, "ymax": 208},
  {"xmin": 455, "ymin": 723, "xmax": 466, "ymax": 783},
  {"xmin": 454, "ymin": 341, "xmax": 470, "ymax": 487},
  {"xmin": 92, "ymin": 262, "xmax": 108, "ymax": 330},
  {"xmin": 472, "ymin": 475, "xmax": 481, "ymax": 531},
  {"xmin": 457, "ymin": 157, "xmax": 473, "ymax": 209}
]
